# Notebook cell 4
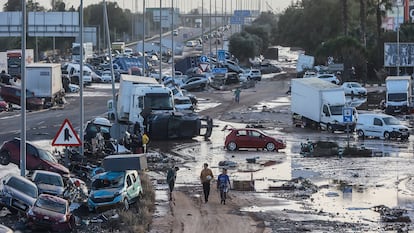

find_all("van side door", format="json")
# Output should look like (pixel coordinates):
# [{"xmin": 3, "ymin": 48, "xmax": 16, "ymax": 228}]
[{"xmin": 372, "ymin": 117, "xmax": 383, "ymax": 137}]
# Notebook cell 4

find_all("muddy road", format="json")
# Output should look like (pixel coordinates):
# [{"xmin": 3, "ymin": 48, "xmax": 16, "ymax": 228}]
[{"xmin": 149, "ymin": 70, "xmax": 414, "ymax": 233}]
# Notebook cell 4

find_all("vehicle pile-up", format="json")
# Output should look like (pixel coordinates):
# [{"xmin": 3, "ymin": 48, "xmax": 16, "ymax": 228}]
[{"xmin": 0, "ymin": 135, "xmax": 151, "ymax": 232}]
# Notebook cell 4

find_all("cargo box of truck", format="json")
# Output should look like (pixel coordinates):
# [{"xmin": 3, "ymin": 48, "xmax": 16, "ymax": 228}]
[{"xmin": 103, "ymin": 153, "xmax": 148, "ymax": 172}]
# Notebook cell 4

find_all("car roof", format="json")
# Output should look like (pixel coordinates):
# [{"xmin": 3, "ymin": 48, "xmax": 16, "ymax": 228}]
[{"xmin": 6, "ymin": 174, "xmax": 37, "ymax": 188}]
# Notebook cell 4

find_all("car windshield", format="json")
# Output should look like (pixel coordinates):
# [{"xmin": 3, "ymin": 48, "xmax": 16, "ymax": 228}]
[
  {"xmin": 330, "ymin": 106, "xmax": 344, "ymax": 115},
  {"xmin": 7, "ymin": 176, "xmax": 38, "ymax": 198},
  {"xmin": 175, "ymin": 98, "xmax": 192, "ymax": 105},
  {"xmin": 383, "ymin": 117, "xmax": 400, "ymax": 125},
  {"xmin": 92, "ymin": 174, "xmax": 124, "ymax": 190},
  {"xmin": 350, "ymin": 83, "xmax": 361, "ymax": 87},
  {"xmin": 35, "ymin": 197, "xmax": 66, "ymax": 214},
  {"xmin": 388, "ymin": 93, "xmax": 407, "ymax": 102},
  {"xmin": 38, "ymin": 149, "xmax": 58, "ymax": 163},
  {"xmin": 34, "ymin": 173, "xmax": 63, "ymax": 186},
  {"xmin": 146, "ymin": 94, "xmax": 174, "ymax": 110}
]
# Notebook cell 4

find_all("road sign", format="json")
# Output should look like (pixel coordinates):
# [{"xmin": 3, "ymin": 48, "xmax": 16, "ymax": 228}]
[
  {"xmin": 52, "ymin": 119, "xmax": 82, "ymax": 146},
  {"xmin": 217, "ymin": 50, "xmax": 226, "ymax": 62},
  {"xmin": 234, "ymin": 10, "xmax": 251, "ymax": 17},
  {"xmin": 230, "ymin": 16, "xmax": 244, "ymax": 25},
  {"xmin": 343, "ymin": 107, "xmax": 353, "ymax": 123},
  {"xmin": 212, "ymin": 67, "xmax": 228, "ymax": 74},
  {"xmin": 199, "ymin": 55, "xmax": 208, "ymax": 63},
  {"xmin": 199, "ymin": 63, "xmax": 209, "ymax": 72}
]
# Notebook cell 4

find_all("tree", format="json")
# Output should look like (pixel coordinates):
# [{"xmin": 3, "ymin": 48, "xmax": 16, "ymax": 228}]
[
  {"xmin": 342, "ymin": 0, "xmax": 349, "ymax": 36},
  {"xmin": 52, "ymin": 0, "xmax": 66, "ymax": 11},
  {"xmin": 229, "ymin": 32, "xmax": 262, "ymax": 64},
  {"xmin": 315, "ymin": 36, "xmax": 367, "ymax": 81},
  {"xmin": 359, "ymin": 0, "xmax": 367, "ymax": 46}
]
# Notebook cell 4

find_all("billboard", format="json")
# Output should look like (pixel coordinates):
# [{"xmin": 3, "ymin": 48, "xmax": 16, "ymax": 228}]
[
  {"xmin": 384, "ymin": 42, "xmax": 414, "ymax": 67},
  {"xmin": 28, "ymin": 12, "xmax": 79, "ymax": 37},
  {"xmin": 0, "ymin": 12, "xmax": 22, "ymax": 37}
]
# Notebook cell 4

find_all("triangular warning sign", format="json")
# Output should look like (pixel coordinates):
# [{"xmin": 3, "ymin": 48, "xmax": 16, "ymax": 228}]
[
  {"xmin": 52, "ymin": 119, "xmax": 82, "ymax": 146},
  {"xmin": 199, "ymin": 63, "xmax": 209, "ymax": 72}
]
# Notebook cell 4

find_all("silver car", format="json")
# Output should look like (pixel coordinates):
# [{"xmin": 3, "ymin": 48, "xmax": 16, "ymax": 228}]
[{"xmin": 0, "ymin": 174, "xmax": 38, "ymax": 213}]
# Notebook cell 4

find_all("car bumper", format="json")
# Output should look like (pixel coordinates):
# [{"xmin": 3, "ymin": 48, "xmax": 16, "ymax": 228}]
[{"xmin": 87, "ymin": 195, "xmax": 123, "ymax": 210}]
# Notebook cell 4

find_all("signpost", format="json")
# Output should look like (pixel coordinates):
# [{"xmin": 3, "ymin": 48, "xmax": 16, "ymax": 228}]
[
  {"xmin": 52, "ymin": 119, "xmax": 82, "ymax": 147},
  {"xmin": 199, "ymin": 63, "xmax": 209, "ymax": 72},
  {"xmin": 217, "ymin": 50, "xmax": 226, "ymax": 63},
  {"xmin": 343, "ymin": 107, "xmax": 353, "ymax": 148},
  {"xmin": 199, "ymin": 55, "xmax": 208, "ymax": 63}
]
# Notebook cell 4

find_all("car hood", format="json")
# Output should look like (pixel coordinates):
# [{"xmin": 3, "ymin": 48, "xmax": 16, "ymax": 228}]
[
  {"xmin": 37, "ymin": 184, "xmax": 65, "ymax": 196},
  {"xmin": 31, "ymin": 206, "xmax": 65, "ymax": 221},
  {"xmin": 90, "ymin": 188, "xmax": 122, "ymax": 198}
]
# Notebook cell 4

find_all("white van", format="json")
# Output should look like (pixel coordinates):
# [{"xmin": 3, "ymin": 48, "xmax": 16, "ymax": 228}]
[
  {"xmin": 62, "ymin": 63, "xmax": 92, "ymax": 85},
  {"xmin": 356, "ymin": 113, "xmax": 409, "ymax": 140}
]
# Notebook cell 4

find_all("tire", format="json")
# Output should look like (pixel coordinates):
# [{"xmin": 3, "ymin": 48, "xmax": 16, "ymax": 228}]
[
  {"xmin": 327, "ymin": 124, "xmax": 334, "ymax": 133},
  {"xmin": 384, "ymin": 131, "xmax": 390, "ymax": 140},
  {"xmin": 226, "ymin": 142, "xmax": 238, "ymax": 151},
  {"xmin": 357, "ymin": 130, "xmax": 365, "ymax": 138},
  {"xmin": 0, "ymin": 150, "xmax": 10, "ymax": 165},
  {"xmin": 351, "ymin": 91, "xmax": 354, "ymax": 96},
  {"xmin": 265, "ymin": 142, "xmax": 276, "ymax": 151}
]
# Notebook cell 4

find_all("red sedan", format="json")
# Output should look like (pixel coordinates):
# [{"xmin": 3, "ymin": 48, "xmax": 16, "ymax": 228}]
[
  {"xmin": 224, "ymin": 128, "xmax": 286, "ymax": 152},
  {"xmin": 27, "ymin": 194, "xmax": 76, "ymax": 232}
]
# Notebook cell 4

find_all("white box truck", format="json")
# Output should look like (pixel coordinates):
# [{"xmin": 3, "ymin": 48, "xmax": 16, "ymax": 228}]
[
  {"xmin": 26, "ymin": 63, "xmax": 65, "ymax": 108},
  {"xmin": 291, "ymin": 77, "xmax": 357, "ymax": 132},
  {"xmin": 385, "ymin": 76, "xmax": 412, "ymax": 114}
]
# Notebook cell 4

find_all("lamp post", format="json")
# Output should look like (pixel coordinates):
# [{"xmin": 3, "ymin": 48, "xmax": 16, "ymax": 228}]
[
  {"xmin": 397, "ymin": 2, "xmax": 400, "ymax": 76},
  {"xmin": 171, "ymin": 0, "xmax": 174, "ymax": 78},
  {"xmin": 20, "ymin": 0, "xmax": 27, "ymax": 176}
]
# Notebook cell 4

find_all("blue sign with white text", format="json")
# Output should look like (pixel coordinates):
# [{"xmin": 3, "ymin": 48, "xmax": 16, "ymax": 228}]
[
  {"xmin": 212, "ymin": 68, "xmax": 228, "ymax": 74},
  {"xmin": 343, "ymin": 107, "xmax": 353, "ymax": 123},
  {"xmin": 217, "ymin": 50, "xmax": 226, "ymax": 62}
]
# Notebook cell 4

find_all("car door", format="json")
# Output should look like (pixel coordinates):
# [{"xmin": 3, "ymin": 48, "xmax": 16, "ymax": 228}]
[
  {"xmin": 26, "ymin": 143, "xmax": 41, "ymax": 170},
  {"xmin": 248, "ymin": 130, "xmax": 265, "ymax": 148},
  {"xmin": 234, "ymin": 130, "xmax": 249, "ymax": 148},
  {"xmin": 125, "ymin": 173, "xmax": 138, "ymax": 201},
  {"xmin": 372, "ymin": 117, "xmax": 383, "ymax": 137}
]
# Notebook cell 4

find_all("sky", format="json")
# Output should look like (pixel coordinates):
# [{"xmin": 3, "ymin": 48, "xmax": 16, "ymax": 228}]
[{"xmin": 28, "ymin": 0, "xmax": 291, "ymax": 14}]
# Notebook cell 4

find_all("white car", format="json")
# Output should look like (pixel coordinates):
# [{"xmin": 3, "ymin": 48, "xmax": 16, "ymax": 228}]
[
  {"xmin": 68, "ymin": 83, "xmax": 80, "ymax": 93},
  {"xmin": 239, "ymin": 69, "xmax": 262, "ymax": 82},
  {"xmin": 174, "ymin": 96, "xmax": 194, "ymax": 111},
  {"xmin": 101, "ymin": 71, "xmax": 113, "ymax": 83},
  {"xmin": 341, "ymin": 82, "xmax": 367, "ymax": 96},
  {"xmin": 303, "ymin": 71, "xmax": 340, "ymax": 85}
]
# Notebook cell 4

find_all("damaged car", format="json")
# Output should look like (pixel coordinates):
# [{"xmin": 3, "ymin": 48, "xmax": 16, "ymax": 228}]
[
  {"xmin": 0, "ymin": 174, "xmax": 38, "ymax": 213},
  {"xmin": 26, "ymin": 194, "xmax": 76, "ymax": 232},
  {"xmin": 0, "ymin": 138, "xmax": 70, "ymax": 176},
  {"xmin": 88, "ymin": 170, "xmax": 143, "ymax": 212},
  {"xmin": 31, "ymin": 170, "xmax": 65, "ymax": 197},
  {"xmin": 224, "ymin": 128, "xmax": 286, "ymax": 152}
]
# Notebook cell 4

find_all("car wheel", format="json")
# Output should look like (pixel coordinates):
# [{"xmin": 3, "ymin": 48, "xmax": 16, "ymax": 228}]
[
  {"xmin": 351, "ymin": 91, "xmax": 354, "ymax": 96},
  {"xmin": 123, "ymin": 198, "xmax": 129, "ymax": 211},
  {"xmin": 384, "ymin": 131, "xmax": 390, "ymax": 140},
  {"xmin": 265, "ymin": 142, "xmax": 276, "ymax": 151},
  {"xmin": 0, "ymin": 150, "xmax": 10, "ymax": 165},
  {"xmin": 357, "ymin": 130, "xmax": 365, "ymax": 138},
  {"xmin": 327, "ymin": 124, "xmax": 334, "ymax": 133},
  {"xmin": 226, "ymin": 142, "xmax": 238, "ymax": 151}
]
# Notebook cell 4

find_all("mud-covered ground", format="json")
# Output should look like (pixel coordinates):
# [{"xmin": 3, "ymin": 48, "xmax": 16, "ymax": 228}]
[{"xmin": 149, "ymin": 65, "xmax": 414, "ymax": 233}]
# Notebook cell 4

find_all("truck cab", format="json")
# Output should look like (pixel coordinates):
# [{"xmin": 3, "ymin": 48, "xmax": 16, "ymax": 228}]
[{"xmin": 385, "ymin": 76, "xmax": 412, "ymax": 114}]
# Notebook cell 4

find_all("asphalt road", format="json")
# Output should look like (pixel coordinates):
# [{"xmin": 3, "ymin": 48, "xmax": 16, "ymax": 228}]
[{"xmin": 0, "ymin": 84, "xmax": 112, "ymax": 144}]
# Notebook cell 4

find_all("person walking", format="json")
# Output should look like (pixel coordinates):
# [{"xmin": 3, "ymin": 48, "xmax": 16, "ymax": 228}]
[
  {"xmin": 142, "ymin": 132, "xmax": 149, "ymax": 153},
  {"xmin": 217, "ymin": 168, "xmax": 231, "ymax": 205},
  {"xmin": 234, "ymin": 87, "xmax": 241, "ymax": 103},
  {"xmin": 166, "ymin": 165, "xmax": 179, "ymax": 201},
  {"xmin": 200, "ymin": 163, "xmax": 214, "ymax": 203}
]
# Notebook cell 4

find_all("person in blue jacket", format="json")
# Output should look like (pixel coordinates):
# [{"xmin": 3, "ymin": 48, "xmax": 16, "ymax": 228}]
[{"xmin": 217, "ymin": 168, "xmax": 231, "ymax": 205}]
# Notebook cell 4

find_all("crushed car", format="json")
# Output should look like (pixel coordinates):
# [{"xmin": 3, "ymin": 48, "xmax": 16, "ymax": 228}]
[
  {"xmin": 26, "ymin": 194, "xmax": 76, "ymax": 232},
  {"xmin": 0, "ymin": 174, "xmax": 38, "ymax": 213}
]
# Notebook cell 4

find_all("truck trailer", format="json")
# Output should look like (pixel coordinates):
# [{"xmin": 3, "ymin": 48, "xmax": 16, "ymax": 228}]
[
  {"xmin": 385, "ymin": 76, "xmax": 412, "ymax": 114},
  {"xmin": 26, "ymin": 63, "xmax": 65, "ymax": 108},
  {"xmin": 291, "ymin": 77, "xmax": 357, "ymax": 132}
]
